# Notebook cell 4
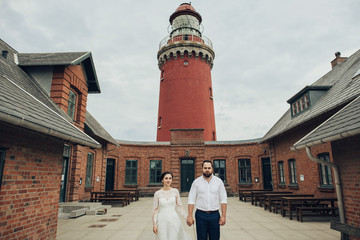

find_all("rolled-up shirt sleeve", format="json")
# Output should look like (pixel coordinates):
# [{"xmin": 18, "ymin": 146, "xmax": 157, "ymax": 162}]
[
  {"xmin": 188, "ymin": 181, "xmax": 197, "ymax": 205},
  {"xmin": 219, "ymin": 179, "xmax": 227, "ymax": 204}
]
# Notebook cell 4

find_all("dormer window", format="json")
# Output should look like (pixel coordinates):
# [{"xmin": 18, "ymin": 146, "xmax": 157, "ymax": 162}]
[
  {"xmin": 288, "ymin": 86, "xmax": 330, "ymax": 117},
  {"xmin": 67, "ymin": 90, "xmax": 77, "ymax": 120}
]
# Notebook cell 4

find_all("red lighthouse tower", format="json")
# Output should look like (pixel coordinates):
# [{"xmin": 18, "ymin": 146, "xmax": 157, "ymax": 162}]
[{"xmin": 156, "ymin": 3, "xmax": 216, "ymax": 141}]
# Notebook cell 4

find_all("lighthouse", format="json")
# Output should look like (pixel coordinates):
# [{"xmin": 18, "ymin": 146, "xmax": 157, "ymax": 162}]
[{"xmin": 156, "ymin": 3, "xmax": 216, "ymax": 142}]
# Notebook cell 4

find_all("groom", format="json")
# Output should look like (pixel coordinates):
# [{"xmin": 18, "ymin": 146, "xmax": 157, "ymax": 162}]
[{"xmin": 187, "ymin": 160, "xmax": 227, "ymax": 240}]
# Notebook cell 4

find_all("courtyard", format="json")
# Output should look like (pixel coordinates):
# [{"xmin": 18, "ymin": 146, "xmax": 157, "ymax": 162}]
[{"xmin": 57, "ymin": 197, "xmax": 340, "ymax": 240}]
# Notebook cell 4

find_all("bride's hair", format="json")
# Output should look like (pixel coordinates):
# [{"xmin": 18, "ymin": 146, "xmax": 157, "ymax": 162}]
[{"xmin": 160, "ymin": 171, "xmax": 173, "ymax": 181}]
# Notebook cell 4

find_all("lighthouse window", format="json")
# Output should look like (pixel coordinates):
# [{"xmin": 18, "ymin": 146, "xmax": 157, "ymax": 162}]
[
  {"xmin": 209, "ymin": 88, "xmax": 213, "ymax": 99},
  {"xmin": 158, "ymin": 117, "xmax": 162, "ymax": 128},
  {"xmin": 184, "ymin": 61, "xmax": 188, "ymax": 66}
]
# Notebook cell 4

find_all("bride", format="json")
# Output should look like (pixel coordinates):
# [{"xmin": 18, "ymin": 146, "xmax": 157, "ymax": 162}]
[{"xmin": 152, "ymin": 171, "xmax": 192, "ymax": 240}]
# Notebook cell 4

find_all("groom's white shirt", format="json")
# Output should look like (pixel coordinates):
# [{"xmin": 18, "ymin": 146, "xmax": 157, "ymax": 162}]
[{"xmin": 188, "ymin": 174, "xmax": 227, "ymax": 211}]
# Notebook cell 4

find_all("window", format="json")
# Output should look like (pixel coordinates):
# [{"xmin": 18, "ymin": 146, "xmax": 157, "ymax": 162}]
[
  {"xmin": 67, "ymin": 90, "xmax": 77, "ymax": 120},
  {"xmin": 125, "ymin": 160, "xmax": 138, "ymax": 185},
  {"xmin": 278, "ymin": 161, "xmax": 285, "ymax": 184},
  {"xmin": 0, "ymin": 148, "xmax": 6, "ymax": 190},
  {"xmin": 158, "ymin": 116, "xmax": 162, "ymax": 129},
  {"xmin": 149, "ymin": 160, "xmax": 162, "ymax": 184},
  {"xmin": 85, "ymin": 153, "xmax": 94, "ymax": 187},
  {"xmin": 209, "ymin": 88, "xmax": 213, "ymax": 99},
  {"xmin": 292, "ymin": 103, "xmax": 297, "ymax": 115},
  {"xmin": 288, "ymin": 159, "xmax": 297, "ymax": 185},
  {"xmin": 318, "ymin": 153, "xmax": 333, "ymax": 188},
  {"xmin": 304, "ymin": 94, "xmax": 310, "ymax": 108},
  {"xmin": 213, "ymin": 159, "xmax": 226, "ymax": 182},
  {"xmin": 238, "ymin": 159, "xmax": 252, "ymax": 184}
]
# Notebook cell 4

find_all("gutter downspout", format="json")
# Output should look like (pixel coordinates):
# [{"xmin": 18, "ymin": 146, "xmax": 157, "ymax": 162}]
[{"xmin": 305, "ymin": 147, "xmax": 344, "ymax": 224}]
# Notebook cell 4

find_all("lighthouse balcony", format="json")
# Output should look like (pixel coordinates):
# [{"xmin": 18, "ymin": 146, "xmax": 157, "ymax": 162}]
[{"xmin": 159, "ymin": 34, "xmax": 213, "ymax": 50}]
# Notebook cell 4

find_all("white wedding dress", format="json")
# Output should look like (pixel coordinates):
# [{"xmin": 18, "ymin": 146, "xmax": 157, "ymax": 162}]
[{"xmin": 152, "ymin": 188, "xmax": 192, "ymax": 240}]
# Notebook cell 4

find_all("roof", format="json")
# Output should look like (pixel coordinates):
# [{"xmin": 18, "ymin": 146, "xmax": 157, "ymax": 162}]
[
  {"xmin": 293, "ymin": 95, "xmax": 360, "ymax": 149},
  {"xmin": 115, "ymin": 139, "xmax": 260, "ymax": 146},
  {"xmin": 85, "ymin": 111, "xmax": 119, "ymax": 145},
  {"xmin": 17, "ymin": 52, "xmax": 100, "ymax": 93},
  {"xmin": 261, "ymin": 49, "xmax": 360, "ymax": 143},
  {"xmin": 170, "ymin": 3, "xmax": 202, "ymax": 23},
  {"xmin": 286, "ymin": 85, "xmax": 331, "ymax": 103},
  {"xmin": 0, "ymin": 75, "xmax": 101, "ymax": 148},
  {"xmin": 0, "ymin": 39, "xmax": 101, "ymax": 148}
]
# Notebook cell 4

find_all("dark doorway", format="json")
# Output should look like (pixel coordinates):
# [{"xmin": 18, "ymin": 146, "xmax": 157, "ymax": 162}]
[
  {"xmin": 105, "ymin": 158, "xmax": 115, "ymax": 191},
  {"xmin": 59, "ymin": 146, "xmax": 70, "ymax": 202},
  {"xmin": 261, "ymin": 157, "xmax": 273, "ymax": 190},
  {"xmin": 181, "ymin": 159, "xmax": 194, "ymax": 192}
]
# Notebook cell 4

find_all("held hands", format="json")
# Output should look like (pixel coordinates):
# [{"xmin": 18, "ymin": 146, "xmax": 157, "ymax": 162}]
[
  {"xmin": 219, "ymin": 216, "xmax": 226, "ymax": 226},
  {"xmin": 186, "ymin": 216, "xmax": 195, "ymax": 226},
  {"xmin": 153, "ymin": 226, "xmax": 158, "ymax": 234}
]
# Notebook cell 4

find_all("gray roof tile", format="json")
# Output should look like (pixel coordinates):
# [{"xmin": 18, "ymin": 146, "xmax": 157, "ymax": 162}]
[
  {"xmin": 85, "ymin": 111, "xmax": 118, "ymax": 145},
  {"xmin": 293, "ymin": 95, "xmax": 360, "ymax": 149},
  {"xmin": 0, "ymin": 39, "xmax": 101, "ymax": 148},
  {"xmin": 261, "ymin": 49, "xmax": 360, "ymax": 142}
]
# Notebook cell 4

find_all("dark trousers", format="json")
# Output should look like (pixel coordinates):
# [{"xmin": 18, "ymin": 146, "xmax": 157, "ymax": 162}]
[{"xmin": 195, "ymin": 210, "xmax": 220, "ymax": 240}]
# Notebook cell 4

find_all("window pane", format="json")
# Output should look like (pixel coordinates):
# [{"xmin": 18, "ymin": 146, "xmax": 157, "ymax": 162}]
[
  {"xmin": 239, "ymin": 159, "xmax": 251, "ymax": 183},
  {"xmin": 85, "ymin": 153, "xmax": 94, "ymax": 187},
  {"xmin": 67, "ymin": 90, "xmax": 76, "ymax": 120},
  {"xmin": 149, "ymin": 160, "xmax": 162, "ymax": 184},
  {"xmin": 318, "ymin": 153, "xmax": 333, "ymax": 186},
  {"xmin": 125, "ymin": 160, "xmax": 138, "ymax": 184}
]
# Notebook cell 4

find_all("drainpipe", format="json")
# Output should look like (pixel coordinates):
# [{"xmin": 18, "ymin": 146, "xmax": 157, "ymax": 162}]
[{"xmin": 305, "ymin": 147, "xmax": 344, "ymax": 224}]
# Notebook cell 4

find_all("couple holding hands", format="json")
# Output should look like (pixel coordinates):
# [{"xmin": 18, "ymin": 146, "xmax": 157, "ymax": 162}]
[{"xmin": 152, "ymin": 160, "xmax": 227, "ymax": 240}]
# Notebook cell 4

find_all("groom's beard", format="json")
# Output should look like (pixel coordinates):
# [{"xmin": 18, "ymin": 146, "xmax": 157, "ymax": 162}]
[{"xmin": 203, "ymin": 172, "xmax": 212, "ymax": 178}]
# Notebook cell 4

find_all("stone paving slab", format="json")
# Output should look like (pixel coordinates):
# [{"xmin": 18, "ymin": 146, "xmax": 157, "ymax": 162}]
[{"xmin": 57, "ymin": 197, "xmax": 340, "ymax": 240}]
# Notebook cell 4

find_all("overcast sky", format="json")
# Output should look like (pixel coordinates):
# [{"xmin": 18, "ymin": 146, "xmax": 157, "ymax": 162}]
[{"xmin": 1, "ymin": 0, "xmax": 359, "ymax": 141}]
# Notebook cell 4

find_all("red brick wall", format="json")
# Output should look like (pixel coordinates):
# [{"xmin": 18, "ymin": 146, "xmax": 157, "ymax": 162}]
[
  {"xmin": 268, "ymin": 124, "xmax": 336, "ymax": 197},
  {"xmin": 332, "ymin": 135, "xmax": 360, "ymax": 240},
  {"xmin": 157, "ymin": 52, "xmax": 216, "ymax": 141},
  {"xmin": 50, "ymin": 65, "xmax": 88, "ymax": 130},
  {"xmin": 114, "ymin": 131, "xmax": 265, "ymax": 194},
  {"xmin": 0, "ymin": 123, "xmax": 63, "ymax": 240}
]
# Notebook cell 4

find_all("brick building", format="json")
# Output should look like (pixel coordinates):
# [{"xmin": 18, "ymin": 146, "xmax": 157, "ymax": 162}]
[
  {"xmin": 292, "ymin": 52, "xmax": 360, "ymax": 239},
  {"xmin": 0, "ymin": 39, "xmax": 117, "ymax": 239},
  {"xmin": 1, "ymin": 2, "xmax": 359, "ymax": 240}
]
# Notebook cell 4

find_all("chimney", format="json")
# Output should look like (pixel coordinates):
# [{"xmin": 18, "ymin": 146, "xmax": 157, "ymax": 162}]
[
  {"xmin": 1, "ymin": 50, "xmax": 8, "ymax": 59},
  {"xmin": 331, "ymin": 51, "xmax": 347, "ymax": 69}
]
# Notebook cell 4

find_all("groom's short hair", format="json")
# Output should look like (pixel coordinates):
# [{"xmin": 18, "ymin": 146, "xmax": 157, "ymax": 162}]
[{"xmin": 202, "ymin": 160, "xmax": 213, "ymax": 168}]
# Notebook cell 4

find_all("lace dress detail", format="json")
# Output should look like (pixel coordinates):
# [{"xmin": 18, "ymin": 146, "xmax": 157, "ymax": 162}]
[{"xmin": 152, "ymin": 188, "xmax": 191, "ymax": 240}]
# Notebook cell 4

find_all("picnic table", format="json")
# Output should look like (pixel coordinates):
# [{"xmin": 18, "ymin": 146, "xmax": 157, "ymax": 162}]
[
  {"xmin": 111, "ymin": 189, "xmax": 140, "ymax": 201},
  {"xmin": 90, "ymin": 191, "xmax": 132, "ymax": 207},
  {"xmin": 252, "ymin": 191, "xmax": 292, "ymax": 206},
  {"xmin": 238, "ymin": 189, "xmax": 268, "ymax": 202},
  {"xmin": 280, "ymin": 196, "xmax": 337, "ymax": 220},
  {"xmin": 263, "ymin": 194, "xmax": 314, "ymax": 213}
]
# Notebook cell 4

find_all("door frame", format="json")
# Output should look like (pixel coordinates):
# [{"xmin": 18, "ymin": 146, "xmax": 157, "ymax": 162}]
[
  {"xmin": 105, "ymin": 158, "xmax": 116, "ymax": 191},
  {"xmin": 180, "ymin": 159, "xmax": 195, "ymax": 192},
  {"xmin": 261, "ymin": 157, "xmax": 273, "ymax": 190}
]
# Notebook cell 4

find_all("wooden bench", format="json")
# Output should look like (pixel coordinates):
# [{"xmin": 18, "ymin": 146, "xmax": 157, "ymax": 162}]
[{"xmin": 296, "ymin": 206, "xmax": 338, "ymax": 222}]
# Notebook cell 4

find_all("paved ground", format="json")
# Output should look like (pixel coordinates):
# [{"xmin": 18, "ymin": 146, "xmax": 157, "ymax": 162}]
[{"xmin": 57, "ymin": 197, "xmax": 340, "ymax": 240}]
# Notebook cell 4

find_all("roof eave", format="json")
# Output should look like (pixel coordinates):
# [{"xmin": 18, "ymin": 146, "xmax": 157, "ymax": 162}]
[{"xmin": 0, "ymin": 113, "xmax": 101, "ymax": 148}]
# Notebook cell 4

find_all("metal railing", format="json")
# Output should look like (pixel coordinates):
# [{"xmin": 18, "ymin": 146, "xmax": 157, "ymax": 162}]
[{"xmin": 159, "ymin": 34, "xmax": 213, "ymax": 50}]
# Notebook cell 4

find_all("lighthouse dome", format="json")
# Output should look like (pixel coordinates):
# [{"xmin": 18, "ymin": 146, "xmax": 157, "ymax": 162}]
[{"xmin": 169, "ymin": 3, "xmax": 202, "ymax": 24}]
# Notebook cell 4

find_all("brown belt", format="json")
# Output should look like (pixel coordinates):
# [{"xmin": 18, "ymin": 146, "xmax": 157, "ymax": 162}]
[{"xmin": 197, "ymin": 209, "xmax": 219, "ymax": 214}]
